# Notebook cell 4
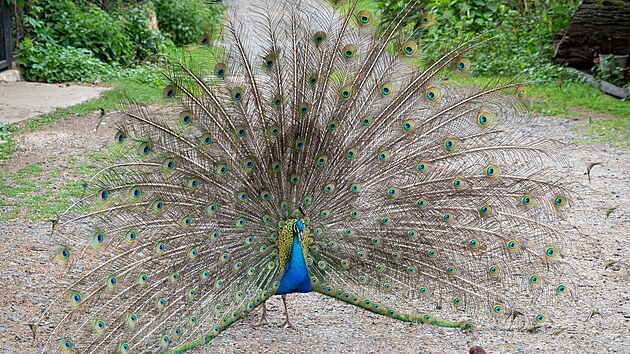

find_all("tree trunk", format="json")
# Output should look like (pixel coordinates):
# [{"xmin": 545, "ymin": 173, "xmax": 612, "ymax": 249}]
[{"xmin": 554, "ymin": 0, "xmax": 630, "ymax": 70}]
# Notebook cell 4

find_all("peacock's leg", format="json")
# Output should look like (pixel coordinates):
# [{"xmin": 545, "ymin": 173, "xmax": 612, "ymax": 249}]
[
  {"xmin": 255, "ymin": 301, "xmax": 270, "ymax": 327},
  {"xmin": 280, "ymin": 294, "xmax": 297, "ymax": 330}
]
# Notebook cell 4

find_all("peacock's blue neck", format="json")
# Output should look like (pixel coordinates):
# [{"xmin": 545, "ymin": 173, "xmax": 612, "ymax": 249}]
[{"xmin": 277, "ymin": 234, "xmax": 312, "ymax": 294}]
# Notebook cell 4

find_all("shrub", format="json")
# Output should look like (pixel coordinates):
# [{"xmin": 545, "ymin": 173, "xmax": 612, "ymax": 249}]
[
  {"xmin": 35, "ymin": 0, "xmax": 135, "ymax": 65},
  {"xmin": 120, "ymin": 5, "xmax": 171, "ymax": 62},
  {"xmin": 376, "ymin": 0, "xmax": 581, "ymax": 82},
  {"xmin": 156, "ymin": 0, "xmax": 223, "ymax": 46},
  {"xmin": 18, "ymin": 38, "xmax": 110, "ymax": 83}
]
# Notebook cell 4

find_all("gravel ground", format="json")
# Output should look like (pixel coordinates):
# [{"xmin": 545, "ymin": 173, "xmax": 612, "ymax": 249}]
[{"xmin": 0, "ymin": 109, "xmax": 628, "ymax": 353}]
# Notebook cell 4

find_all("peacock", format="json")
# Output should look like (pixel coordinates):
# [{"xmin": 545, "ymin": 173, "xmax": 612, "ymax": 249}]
[{"xmin": 33, "ymin": 0, "xmax": 576, "ymax": 352}]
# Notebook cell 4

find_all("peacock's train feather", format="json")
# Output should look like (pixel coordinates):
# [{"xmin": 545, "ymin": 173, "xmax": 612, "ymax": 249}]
[{"xmin": 34, "ymin": 0, "xmax": 576, "ymax": 352}]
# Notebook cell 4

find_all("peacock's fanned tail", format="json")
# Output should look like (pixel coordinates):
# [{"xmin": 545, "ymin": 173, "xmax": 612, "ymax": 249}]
[{"xmin": 36, "ymin": 0, "xmax": 576, "ymax": 352}]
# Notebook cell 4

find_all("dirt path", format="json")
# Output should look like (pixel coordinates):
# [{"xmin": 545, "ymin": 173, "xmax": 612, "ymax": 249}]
[{"xmin": 0, "ymin": 109, "xmax": 628, "ymax": 353}]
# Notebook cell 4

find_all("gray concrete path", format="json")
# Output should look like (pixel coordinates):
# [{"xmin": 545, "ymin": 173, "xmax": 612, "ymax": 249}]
[{"xmin": 0, "ymin": 82, "xmax": 109, "ymax": 124}]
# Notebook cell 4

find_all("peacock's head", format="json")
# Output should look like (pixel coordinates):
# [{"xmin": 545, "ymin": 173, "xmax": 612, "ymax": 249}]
[{"xmin": 292, "ymin": 219, "xmax": 305, "ymax": 240}]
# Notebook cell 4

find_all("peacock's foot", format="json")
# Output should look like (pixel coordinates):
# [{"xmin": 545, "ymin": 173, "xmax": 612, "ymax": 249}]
[
  {"xmin": 254, "ymin": 303, "xmax": 270, "ymax": 327},
  {"xmin": 280, "ymin": 318, "xmax": 298, "ymax": 331}
]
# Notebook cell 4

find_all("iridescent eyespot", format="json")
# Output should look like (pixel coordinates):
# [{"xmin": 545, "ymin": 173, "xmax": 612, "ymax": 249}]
[
  {"xmin": 485, "ymin": 164, "xmax": 500, "ymax": 178},
  {"xmin": 93, "ymin": 319, "xmax": 106, "ymax": 334},
  {"xmin": 154, "ymin": 241, "xmax": 166, "ymax": 254},
  {"xmin": 556, "ymin": 283, "xmax": 568, "ymax": 295},
  {"xmin": 106, "ymin": 275, "xmax": 118, "ymax": 289},
  {"xmin": 479, "ymin": 204, "xmax": 493, "ymax": 217},
  {"xmin": 327, "ymin": 120, "xmax": 340, "ymax": 132},
  {"xmin": 452, "ymin": 177, "xmax": 466, "ymax": 190},
  {"xmin": 401, "ymin": 41, "xmax": 418, "ymax": 57},
  {"xmin": 313, "ymin": 31, "xmax": 327, "ymax": 45},
  {"xmin": 446, "ymin": 265, "xmax": 457, "ymax": 275},
  {"xmin": 553, "ymin": 195, "xmax": 567, "ymax": 207},
  {"xmin": 443, "ymin": 137, "xmax": 458, "ymax": 151},
  {"xmin": 230, "ymin": 88, "xmax": 244, "ymax": 101},
  {"xmin": 360, "ymin": 116, "xmax": 373, "ymax": 127},
  {"xmin": 379, "ymin": 82, "xmax": 393, "ymax": 96},
  {"xmin": 377, "ymin": 150, "xmax": 391, "ymax": 162},
  {"xmin": 293, "ymin": 137, "xmax": 306, "ymax": 151},
  {"xmin": 162, "ymin": 158, "xmax": 176, "ymax": 171},
  {"xmin": 545, "ymin": 246, "xmax": 558, "ymax": 259},
  {"xmin": 129, "ymin": 186, "xmax": 142, "ymax": 200},
  {"xmin": 216, "ymin": 163, "xmax": 228, "ymax": 176},
  {"xmin": 138, "ymin": 142, "xmax": 152, "ymax": 156},
  {"xmin": 289, "ymin": 174, "xmax": 301, "ymax": 185},
  {"xmin": 427, "ymin": 249, "xmax": 438, "ymax": 258},
  {"xmin": 214, "ymin": 63, "xmax": 227, "ymax": 79},
  {"xmin": 417, "ymin": 198, "xmax": 427, "ymax": 208},
  {"xmin": 320, "ymin": 209, "xmax": 330, "ymax": 218},
  {"xmin": 97, "ymin": 189, "xmax": 108, "ymax": 202},
  {"xmin": 342, "ymin": 44, "xmax": 357, "ymax": 59},
  {"xmin": 186, "ymin": 178, "xmax": 200, "ymax": 189},
  {"xmin": 493, "ymin": 304, "xmax": 504, "ymax": 315},
  {"xmin": 468, "ymin": 238, "xmax": 479, "ymax": 249},
  {"xmin": 421, "ymin": 12, "xmax": 434, "ymax": 27},
  {"xmin": 507, "ymin": 239, "xmax": 519, "ymax": 251},
  {"xmin": 68, "ymin": 291, "xmax": 82, "ymax": 308},
  {"xmin": 455, "ymin": 58, "xmax": 471, "ymax": 72},
  {"xmin": 488, "ymin": 264, "xmax": 499, "ymax": 276},
  {"xmin": 477, "ymin": 109, "xmax": 493, "ymax": 126},
  {"xmin": 233, "ymin": 126, "xmax": 247, "ymax": 138},
  {"xmin": 323, "ymin": 183, "xmax": 335, "ymax": 194},
  {"xmin": 297, "ymin": 102, "xmax": 311, "ymax": 115},
  {"xmin": 408, "ymin": 230, "xmax": 416, "ymax": 238},
  {"xmin": 516, "ymin": 85, "xmax": 526, "ymax": 99},
  {"xmin": 61, "ymin": 338, "xmax": 74, "ymax": 351},
  {"xmin": 345, "ymin": 147, "xmax": 358, "ymax": 159},
  {"xmin": 349, "ymin": 183, "xmax": 361, "ymax": 192},
  {"xmin": 355, "ymin": 10, "xmax": 373, "ymax": 25},
  {"xmin": 137, "ymin": 272, "xmax": 148, "ymax": 286},
  {"xmin": 163, "ymin": 85, "xmax": 175, "ymax": 98},
  {"xmin": 387, "ymin": 187, "xmax": 399, "ymax": 198},
  {"xmin": 115, "ymin": 130, "xmax": 125, "ymax": 143},
  {"xmin": 263, "ymin": 53, "xmax": 276, "ymax": 69},
  {"xmin": 316, "ymin": 155, "xmax": 328, "ymax": 166},
  {"xmin": 452, "ymin": 296, "xmax": 462, "ymax": 306},
  {"xmin": 55, "ymin": 247, "xmax": 71, "ymax": 265},
  {"xmin": 339, "ymin": 86, "xmax": 352, "ymax": 100},
  {"xmin": 534, "ymin": 313, "xmax": 547, "ymax": 324},
  {"xmin": 179, "ymin": 111, "xmax": 192, "ymax": 125},
  {"xmin": 402, "ymin": 118, "xmax": 416, "ymax": 132},
  {"xmin": 442, "ymin": 212, "xmax": 453, "ymax": 222},
  {"xmin": 381, "ymin": 216, "xmax": 391, "ymax": 225},
  {"xmin": 417, "ymin": 161, "xmax": 430, "ymax": 173},
  {"xmin": 425, "ymin": 86, "xmax": 441, "ymax": 101},
  {"xmin": 521, "ymin": 194, "xmax": 535, "ymax": 207}
]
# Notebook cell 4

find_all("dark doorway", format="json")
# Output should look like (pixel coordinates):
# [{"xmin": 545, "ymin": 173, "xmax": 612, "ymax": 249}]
[{"xmin": 0, "ymin": 0, "xmax": 13, "ymax": 70}]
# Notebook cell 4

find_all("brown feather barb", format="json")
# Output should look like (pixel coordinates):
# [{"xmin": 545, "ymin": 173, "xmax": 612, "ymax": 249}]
[{"xmin": 33, "ymin": 0, "xmax": 576, "ymax": 352}]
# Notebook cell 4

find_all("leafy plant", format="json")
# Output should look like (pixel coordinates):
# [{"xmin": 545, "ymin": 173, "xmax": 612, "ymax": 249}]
[
  {"xmin": 120, "ymin": 5, "xmax": 172, "ymax": 62},
  {"xmin": 592, "ymin": 55, "xmax": 627, "ymax": 87},
  {"xmin": 17, "ymin": 38, "xmax": 111, "ymax": 83},
  {"xmin": 155, "ymin": 0, "xmax": 223, "ymax": 46},
  {"xmin": 36, "ymin": 0, "xmax": 135, "ymax": 65},
  {"xmin": 375, "ymin": 0, "xmax": 581, "ymax": 82}
]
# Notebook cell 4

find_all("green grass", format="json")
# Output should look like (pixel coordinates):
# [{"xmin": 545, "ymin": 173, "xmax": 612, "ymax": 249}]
[{"xmin": 452, "ymin": 75, "xmax": 630, "ymax": 147}]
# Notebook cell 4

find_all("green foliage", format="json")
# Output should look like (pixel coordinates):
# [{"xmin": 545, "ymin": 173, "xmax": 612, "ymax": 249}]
[
  {"xmin": 34, "ymin": 0, "xmax": 135, "ymax": 65},
  {"xmin": 155, "ymin": 0, "xmax": 224, "ymax": 46},
  {"xmin": 119, "ymin": 5, "xmax": 172, "ymax": 61},
  {"xmin": 18, "ymin": 38, "xmax": 111, "ymax": 83},
  {"xmin": 592, "ymin": 55, "xmax": 628, "ymax": 87},
  {"xmin": 375, "ymin": 0, "xmax": 581, "ymax": 82},
  {"xmin": 0, "ymin": 124, "xmax": 17, "ymax": 162}
]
